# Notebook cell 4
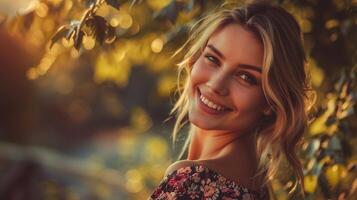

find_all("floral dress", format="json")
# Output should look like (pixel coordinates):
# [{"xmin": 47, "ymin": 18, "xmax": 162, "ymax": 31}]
[{"xmin": 148, "ymin": 164, "xmax": 269, "ymax": 200}]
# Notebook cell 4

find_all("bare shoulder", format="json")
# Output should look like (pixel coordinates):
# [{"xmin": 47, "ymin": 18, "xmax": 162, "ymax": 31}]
[{"xmin": 164, "ymin": 160, "xmax": 199, "ymax": 176}]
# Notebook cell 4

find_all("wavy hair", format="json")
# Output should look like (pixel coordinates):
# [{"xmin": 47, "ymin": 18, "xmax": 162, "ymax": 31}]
[{"xmin": 168, "ymin": 1, "xmax": 315, "ymax": 198}]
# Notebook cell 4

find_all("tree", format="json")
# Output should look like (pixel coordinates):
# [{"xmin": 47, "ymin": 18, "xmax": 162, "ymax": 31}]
[{"xmin": 0, "ymin": 0, "xmax": 356, "ymax": 199}]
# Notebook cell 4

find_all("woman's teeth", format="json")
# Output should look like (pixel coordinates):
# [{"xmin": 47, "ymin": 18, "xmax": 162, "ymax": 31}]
[{"xmin": 200, "ymin": 94, "xmax": 228, "ymax": 111}]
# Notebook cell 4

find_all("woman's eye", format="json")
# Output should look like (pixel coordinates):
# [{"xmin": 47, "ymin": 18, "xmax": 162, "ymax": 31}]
[
  {"xmin": 237, "ymin": 73, "xmax": 257, "ymax": 85},
  {"xmin": 204, "ymin": 54, "xmax": 219, "ymax": 65}
]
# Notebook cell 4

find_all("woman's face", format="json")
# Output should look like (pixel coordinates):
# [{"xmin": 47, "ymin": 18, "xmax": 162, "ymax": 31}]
[{"xmin": 188, "ymin": 23, "xmax": 269, "ymax": 135}]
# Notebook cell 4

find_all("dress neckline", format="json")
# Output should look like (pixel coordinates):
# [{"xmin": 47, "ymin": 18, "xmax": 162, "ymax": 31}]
[{"xmin": 166, "ymin": 163, "xmax": 268, "ymax": 195}]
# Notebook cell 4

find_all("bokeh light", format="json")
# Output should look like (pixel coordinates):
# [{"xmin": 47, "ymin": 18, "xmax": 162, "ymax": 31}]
[{"xmin": 1, "ymin": 0, "xmax": 356, "ymax": 200}]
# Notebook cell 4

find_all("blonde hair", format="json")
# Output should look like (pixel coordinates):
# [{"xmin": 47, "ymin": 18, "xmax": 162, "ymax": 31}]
[{"xmin": 168, "ymin": 1, "xmax": 315, "ymax": 198}]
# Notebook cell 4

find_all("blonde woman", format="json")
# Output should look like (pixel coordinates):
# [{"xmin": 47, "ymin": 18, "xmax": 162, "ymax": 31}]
[{"xmin": 149, "ymin": 1, "xmax": 314, "ymax": 199}]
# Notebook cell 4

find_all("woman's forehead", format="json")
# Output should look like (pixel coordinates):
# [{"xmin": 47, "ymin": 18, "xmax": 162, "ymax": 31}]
[{"xmin": 205, "ymin": 24, "xmax": 264, "ymax": 69}]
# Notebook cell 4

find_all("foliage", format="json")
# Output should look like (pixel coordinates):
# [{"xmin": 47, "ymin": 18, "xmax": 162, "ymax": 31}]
[
  {"xmin": 0, "ymin": 0, "xmax": 356, "ymax": 199},
  {"xmin": 301, "ymin": 66, "xmax": 357, "ymax": 199},
  {"xmin": 50, "ymin": 0, "xmax": 121, "ymax": 50}
]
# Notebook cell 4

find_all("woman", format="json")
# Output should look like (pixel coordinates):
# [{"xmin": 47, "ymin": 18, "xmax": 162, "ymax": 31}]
[{"xmin": 149, "ymin": 1, "xmax": 315, "ymax": 199}]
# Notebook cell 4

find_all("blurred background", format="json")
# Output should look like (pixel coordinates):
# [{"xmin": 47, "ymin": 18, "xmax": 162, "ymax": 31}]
[{"xmin": 0, "ymin": 0, "xmax": 356, "ymax": 199}]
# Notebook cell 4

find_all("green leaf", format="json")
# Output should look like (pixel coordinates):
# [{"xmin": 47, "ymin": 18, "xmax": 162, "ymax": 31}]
[
  {"xmin": 306, "ymin": 139, "xmax": 320, "ymax": 157},
  {"xmin": 105, "ymin": 0, "xmax": 121, "ymax": 10},
  {"xmin": 50, "ymin": 25, "xmax": 69, "ymax": 49},
  {"xmin": 328, "ymin": 136, "xmax": 342, "ymax": 151},
  {"xmin": 312, "ymin": 160, "xmax": 323, "ymax": 176}
]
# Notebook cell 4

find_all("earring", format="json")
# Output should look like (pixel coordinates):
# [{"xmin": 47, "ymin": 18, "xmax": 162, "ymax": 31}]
[{"xmin": 263, "ymin": 108, "xmax": 272, "ymax": 116}]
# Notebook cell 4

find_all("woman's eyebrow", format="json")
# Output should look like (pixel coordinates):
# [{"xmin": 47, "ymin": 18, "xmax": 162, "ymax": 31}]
[
  {"xmin": 207, "ymin": 44, "xmax": 225, "ymax": 59},
  {"xmin": 207, "ymin": 44, "xmax": 262, "ymax": 73}
]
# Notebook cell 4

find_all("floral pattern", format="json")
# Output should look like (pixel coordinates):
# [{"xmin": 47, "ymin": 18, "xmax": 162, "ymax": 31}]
[{"xmin": 148, "ymin": 164, "xmax": 269, "ymax": 200}]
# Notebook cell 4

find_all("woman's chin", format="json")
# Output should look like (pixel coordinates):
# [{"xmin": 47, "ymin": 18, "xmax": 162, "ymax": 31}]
[
  {"xmin": 188, "ymin": 114, "xmax": 219, "ymax": 130},
  {"xmin": 189, "ymin": 113, "xmax": 207, "ymax": 128}
]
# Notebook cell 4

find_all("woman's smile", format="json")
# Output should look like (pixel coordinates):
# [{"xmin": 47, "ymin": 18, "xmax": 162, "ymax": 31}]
[{"xmin": 197, "ymin": 88, "xmax": 232, "ymax": 115}]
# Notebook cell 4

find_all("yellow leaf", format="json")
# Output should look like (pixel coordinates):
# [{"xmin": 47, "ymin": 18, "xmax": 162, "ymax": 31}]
[
  {"xmin": 325, "ymin": 164, "xmax": 347, "ymax": 188},
  {"xmin": 309, "ymin": 94, "xmax": 337, "ymax": 135},
  {"xmin": 307, "ymin": 58, "xmax": 324, "ymax": 88},
  {"xmin": 146, "ymin": 0, "xmax": 171, "ymax": 10},
  {"xmin": 304, "ymin": 175, "xmax": 318, "ymax": 193}
]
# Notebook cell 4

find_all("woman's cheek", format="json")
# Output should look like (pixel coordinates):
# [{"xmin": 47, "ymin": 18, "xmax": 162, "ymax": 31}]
[
  {"xmin": 232, "ymin": 88, "xmax": 265, "ymax": 111},
  {"xmin": 190, "ymin": 60, "xmax": 210, "ymax": 83}
]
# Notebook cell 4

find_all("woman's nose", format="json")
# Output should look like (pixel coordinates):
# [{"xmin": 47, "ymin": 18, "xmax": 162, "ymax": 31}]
[{"xmin": 206, "ymin": 72, "xmax": 229, "ymax": 96}]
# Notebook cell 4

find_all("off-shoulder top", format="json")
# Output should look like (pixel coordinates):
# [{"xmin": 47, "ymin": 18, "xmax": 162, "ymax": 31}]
[{"xmin": 148, "ymin": 164, "xmax": 269, "ymax": 200}]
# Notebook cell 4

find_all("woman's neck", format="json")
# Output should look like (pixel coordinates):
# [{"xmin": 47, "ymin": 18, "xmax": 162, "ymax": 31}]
[
  {"xmin": 186, "ymin": 125, "xmax": 263, "ymax": 189},
  {"xmin": 187, "ymin": 125, "xmax": 258, "ymax": 163}
]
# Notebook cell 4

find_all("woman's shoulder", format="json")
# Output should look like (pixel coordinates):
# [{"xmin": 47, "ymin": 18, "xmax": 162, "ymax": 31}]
[{"xmin": 164, "ymin": 160, "xmax": 199, "ymax": 177}]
